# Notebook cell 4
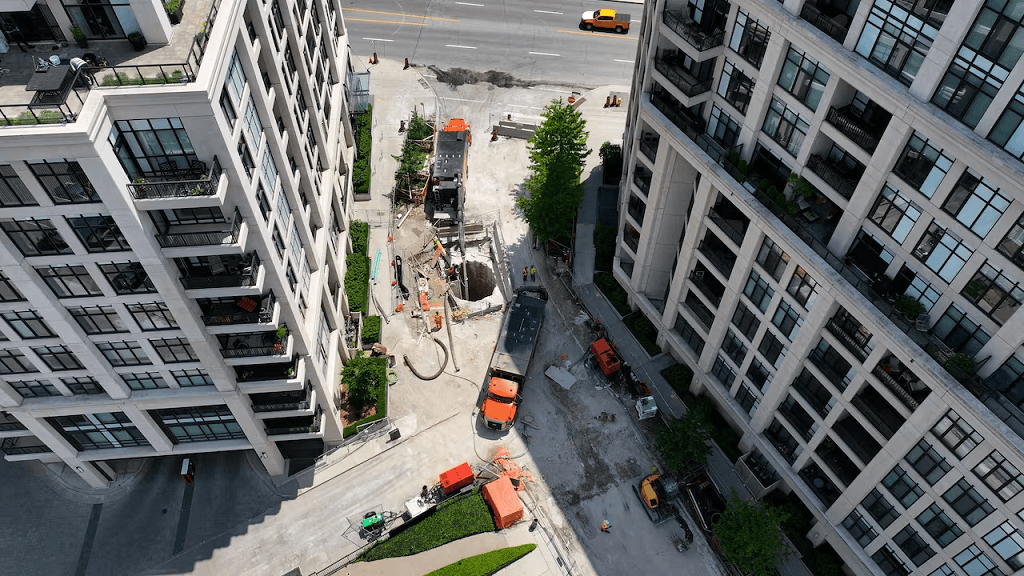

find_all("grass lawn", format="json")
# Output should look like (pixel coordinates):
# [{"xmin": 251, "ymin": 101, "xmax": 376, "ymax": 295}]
[
  {"xmin": 356, "ymin": 488, "xmax": 496, "ymax": 562},
  {"xmin": 594, "ymin": 272, "xmax": 629, "ymax": 316},
  {"xmin": 425, "ymin": 544, "xmax": 537, "ymax": 576},
  {"xmin": 623, "ymin": 313, "xmax": 662, "ymax": 356}
]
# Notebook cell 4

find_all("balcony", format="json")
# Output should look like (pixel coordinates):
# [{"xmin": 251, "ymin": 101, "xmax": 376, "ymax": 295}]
[
  {"xmin": 199, "ymin": 292, "xmax": 276, "ymax": 326},
  {"xmin": 156, "ymin": 207, "xmax": 242, "ymax": 248},
  {"xmin": 765, "ymin": 418, "xmax": 801, "ymax": 465},
  {"xmin": 662, "ymin": 9, "xmax": 724, "ymax": 52},
  {"xmin": 653, "ymin": 55, "xmax": 714, "ymax": 99},
  {"xmin": 236, "ymin": 355, "xmax": 300, "ymax": 382},
  {"xmin": 816, "ymin": 437, "xmax": 861, "ymax": 487},
  {"xmin": 650, "ymin": 86, "xmax": 705, "ymax": 140},
  {"xmin": 251, "ymin": 382, "xmax": 312, "ymax": 413},
  {"xmin": 690, "ymin": 268, "xmax": 725, "ymax": 308},
  {"xmin": 872, "ymin": 357, "xmax": 930, "ymax": 411},
  {"xmin": 779, "ymin": 396, "xmax": 816, "ymax": 442},
  {"xmin": 808, "ymin": 346, "xmax": 852, "ymax": 392},
  {"xmin": 825, "ymin": 105, "xmax": 890, "ymax": 154},
  {"xmin": 799, "ymin": 462, "xmax": 841, "ymax": 508},
  {"xmin": 851, "ymin": 385, "xmax": 904, "ymax": 440},
  {"xmin": 697, "ymin": 233, "xmax": 736, "ymax": 278},
  {"xmin": 639, "ymin": 133, "xmax": 659, "ymax": 162},
  {"xmin": 265, "ymin": 406, "xmax": 322, "ymax": 436},
  {"xmin": 807, "ymin": 154, "xmax": 861, "ymax": 200},
  {"xmin": 708, "ymin": 197, "xmax": 749, "ymax": 247},
  {"xmin": 832, "ymin": 414, "xmax": 881, "ymax": 464},
  {"xmin": 800, "ymin": 1, "xmax": 852, "ymax": 44},
  {"xmin": 0, "ymin": 412, "xmax": 26, "ymax": 432},
  {"xmin": 632, "ymin": 166, "xmax": 652, "ymax": 195},
  {"xmin": 1, "ymin": 436, "xmax": 52, "ymax": 456},
  {"xmin": 127, "ymin": 156, "xmax": 223, "ymax": 200},
  {"xmin": 792, "ymin": 370, "xmax": 835, "ymax": 418},
  {"xmin": 219, "ymin": 330, "xmax": 289, "ymax": 359},
  {"xmin": 178, "ymin": 252, "xmax": 260, "ymax": 290},
  {"xmin": 825, "ymin": 313, "xmax": 872, "ymax": 362},
  {"xmin": 738, "ymin": 450, "xmax": 780, "ymax": 493}
]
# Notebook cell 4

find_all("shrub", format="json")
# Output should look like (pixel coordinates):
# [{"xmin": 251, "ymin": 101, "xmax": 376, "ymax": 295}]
[
  {"xmin": 425, "ymin": 544, "xmax": 537, "ymax": 576},
  {"xmin": 683, "ymin": 395, "xmax": 742, "ymax": 462},
  {"xmin": 661, "ymin": 364, "xmax": 693, "ymax": 396},
  {"xmin": 362, "ymin": 315, "xmax": 381, "ymax": 345},
  {"xmin": 354, "ymin": 106, "xmax": 373, "ymax": 193},
  {"xmin": 345, "ymin": 221, "xmax": 370, "ymax": 314},
  {"xmin": 342, "ymin": 377, "xmax": 386, "ymax": 437},
  {"xmin": 164, "ymin": 0, "xmax": 181, "ymax": 12},
  {"xmin": 624, "ymin": 313, "xmax": 661, "ymax": 356},
  {"xmin": 342, "ymin": 354, "xmax": 386, "ymax": 412},
  {"xmin": 593, "ymin": 223, "xmax": 616, "ymax": 272},
  {"xmin": 407, "ymin": 111, "xmax": 433, "ymax": 140},
  {"xmin": 594, "ymin": 273, "xmax": 629, "ymax": 316},
  {"xmin": 894, "ymin": 295, "xmax": 924, "ymax": 320},
  {"xmin": 356, "ymin": 489, "xmax": 496, "ymax": 562},
  {"xmin": 599, "ymin": 142, "xmax": 623, "ymax": 184},
  {"xmin": 350, "ymin": 221, "xmax": 369, "ymax": 255}
]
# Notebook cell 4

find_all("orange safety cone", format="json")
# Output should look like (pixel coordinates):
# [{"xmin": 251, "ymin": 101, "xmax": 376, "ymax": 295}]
[
  {"xmin": 369, "ymin": 55, "xmax": 374, "ymax": 65},
  {"xmin": 373, "ymin": 52, "xmax": 379, "ymax": 64},
  {"xmin": 604, "ymin": 96, "xmax": 610, "ymax": 108},
  {"xmin": 395, "ymin": 303, "xmax": 404, "ymax": 313},
  {"xmin": 491, "ymin": 129, "xmax": 497, "ymax": 142},
  {"xmin": 388, "ymin": 236, "xmax": 393, "ymax": 243},
  {"xmin": 404, "ymin": 58, "xmax": 410, "ymax": 69},
  {"xmin": 391, "ymin": 280, "xmax": 397, "ymax": 286}
]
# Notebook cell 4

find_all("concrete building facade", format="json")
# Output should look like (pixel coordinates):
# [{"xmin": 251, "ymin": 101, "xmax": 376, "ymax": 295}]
[
  {"xmin": 0, "ymin": 0, "xmax": 360, "ymax": 487},
  {"xmin": 619, "ymin": 0, "xmax": 1024, "ymax": 574}
]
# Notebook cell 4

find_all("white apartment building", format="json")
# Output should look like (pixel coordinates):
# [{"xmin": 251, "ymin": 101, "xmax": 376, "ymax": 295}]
[
  {"xmin": 619, "ymin": 0, "xmax": 1024, "ymax": 574},
  {"xmin": 0, "ymin": 0, "xmax": 360, "ymax": 488}
]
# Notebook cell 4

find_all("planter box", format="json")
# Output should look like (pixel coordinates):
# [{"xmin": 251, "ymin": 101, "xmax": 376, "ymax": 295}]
[
  {"xmin": 128, "ymin": 33, "xmax": 147, "ymax": 51},
  {"xmin": 166, "ymin": 0, "xmax": 185, "ymax": 24}
]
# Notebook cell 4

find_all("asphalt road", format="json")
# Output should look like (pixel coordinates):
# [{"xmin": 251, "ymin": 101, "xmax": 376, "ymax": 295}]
[{"xmin": 342, "ymin": 0, "xmax": 640, "ymax": 86}]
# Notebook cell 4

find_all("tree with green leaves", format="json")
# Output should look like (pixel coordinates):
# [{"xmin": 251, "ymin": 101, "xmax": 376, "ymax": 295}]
[
  {"xmin": 714, "ymin": 491, "xmax": 790, "ymax": 576},
  {"xmin": 516, "ymin": 100, "xmax": 590, "ymax": 243},
  {"xmin": 342, "ymin": 354, "xmax": 385, "ymax": 411},
  {"xmin": 655, "ymin": 399, "xmax": 712, "ymax": 473}
]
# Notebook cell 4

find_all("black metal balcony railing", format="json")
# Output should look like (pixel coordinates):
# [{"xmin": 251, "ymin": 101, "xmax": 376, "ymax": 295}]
[
  {"xmin": 764, "ymin": 423, "xmax": 800, "ymax": 465},
  {"xmin": 265, "ymin": 406, "xmax": 322, "ymax": 435},
  {"xmin": 698, "ymin": 239, "xmax": 736, "ymax": 278},
  {"xmin": 639, "ymin": 137, "xmax": 658, "ymax": 161},
  {"xmin": 179, "ymin": 252, "xmax": 261, "ymax": 290},
  {"xmin": 157, "ymin": 207, "xmax": 242, "ymax": 248},
  {"xmin": 650, "ymin": 90, "xmax": 705, "ymax": 139},
  {"xmin": 201, "ymin": 291, "xmax": 276, "ymax": 325},
  {"xmin": 236, "ymin": 355, "xmax": 298, "ymax": 381},
  {"xmin": 816, "ymin": 441, "xmax": 861, "ymax": 487},
  {"xmin": 685, "ymin": 295, "xmax": 716, "ymax": 329},
  {"xmin": 662, "ymin": 9, "xmax": 725, "ymax": 52},
  {"xmin": 779, "ymin": 403, "xmax": 816, "ymax": 442},
  {"xmin": 807, "ymin": 154, "xmax": 858, "ymax": 200},
  {"xmin": 708, "ymin": 208, "xmax": 747, "ymax": 246},
  {"xmin": 690, "ymin": 272, "xmax": 723, "ymax": 308},
  {"xmin": 633, "ymin": 170, "xmax": 652, "ymax": 194},
  {"xmin": 808, "ymin": 349, "xmax": 851, "ymax": 392},
  {"xmin": 127, "ymin": 156, "xmax": 223, "ymax": 199},
  {"xmin": 825, "ymin": 318, "xmax": 871, "ymax": 362},
  {"xmin": 221, "ymin": 334, "xmax": 288, "ymax": 358},
  {"xmin": 871, "ymin": 365, "xmax": 920, "ymax": 411},
  {"xmin": 832, "ymin": 416, "xmax": 881, "ymax": 464},
  {"xmin": 800, "ymin": 2, "xmax": 850, "ymax": 43},
  {"xmin": 1, "ymin": 437, "xmax": 52, "ymax": 455},
  {"xmin": 653, "ymin": 58, "xmax": 714, "ymax": 98},
  {"xmin": 825, "ymin": 106, "xmax": 883, "ymax": 153},
  {"xmin": 251, "ymin": 383, "xmax": 312, "ymax": 413},
  {"xmin": 850, "ymin": 395, "xmax": 899, "ymax": 439}
]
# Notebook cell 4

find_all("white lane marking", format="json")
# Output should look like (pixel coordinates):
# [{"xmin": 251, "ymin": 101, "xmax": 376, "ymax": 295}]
[
  {"xmin": 631, "ymin": 19, "xmax": 640, "ymax": 22},
  {"xmin": 529, "ymin": 51, "xmax": 560, "ymax": 56},
  {"xmin": 455, "ymin": 2, "xmax": 484, "ymax": 5},
  {"xmin": 614, "ymin": 59, "xmax": 632, "ymax": 63},
  {"xmin": 534, "ymin": 9, "xmax": 563, "ymax": 14},
  {"xmin": 446, "ymin": 44, "xmax": 477, "ymax": 49},
  {"xmin": 442, "ymin": 97, "xmax": 488, "ymax": 103},
  {"xmin": 362, "ymin": 37, "xmax": 394, "ymax": 42},
  {"xmin": 509, "ymin": 104, "xmax": 544, "ymax": 109}
]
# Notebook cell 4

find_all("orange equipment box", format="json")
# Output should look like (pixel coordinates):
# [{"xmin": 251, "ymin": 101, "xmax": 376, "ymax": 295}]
[
  {"xmin": 440, "ymin": 462, "xmax": 474, "ymax": 495},
  {"xmin": 590, "ymin": 338, "xmax": 620, "ymax": 377},
  {"xmin": 482, "ymin": 476, "xmax": 523, "ymax": 529}
]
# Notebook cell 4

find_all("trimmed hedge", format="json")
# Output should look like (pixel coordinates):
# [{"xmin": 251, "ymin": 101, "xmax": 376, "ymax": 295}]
[
  {"xmin": 594, "ymin": 272, "xmax": 629, "ymax": 316},
  {"xmin": 361, "ymin": 315, "xmax": 381, "ymax": 345},
  {"xmin": 593, "ymin": 223, "xmax": 616, "ymax": 272},
  {"xmin": 342, "ymin": 355, "xmax": 387, "ymax": 437},
  {"xmin": 353, "ymin": 105, "xmax": 373, "ymax": 194},
  {"xmin": 356, "ymin": 488, "xmax": 496, "ymax": 562},
  {"xmin": 661, "ymin": 364, "xmax": 694, "ymax": 396},
  {"xmin": 345, "ymin": 221, "xmax": 370, "ymax": 314},
  {"xmin": 425, "ymin": 544, "xmax": 537, "ymax": 576},
  {"xmin": 623, "ymin": 313, "xmax": 661, "ymax": 356}
]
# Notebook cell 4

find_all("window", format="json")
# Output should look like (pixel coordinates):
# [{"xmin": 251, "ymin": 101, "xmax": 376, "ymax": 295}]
[
  {"xmin": 62, "ymin": 376, "xmax": 103, "ymax": 395},
  {"xmin": 126, "ymin": 302, "xmax": 178, "ymax": 331},
  {"xmin": 26, "ymin": 160, "xmax": 98, "ymax": 204},
  {"xmin": 172, "ymin": 369, "xmax": 213, "ymax": 387},
  {"xmin": 932, "ymin": 0, "xmax": 1024, "ymax": 128},
  {"xmin": 984, "ymin": 521, "xmax": 1024, "ymax": 570},
  {"xmin": 955, "ymin": 544, "xmax": 1005, "ymax": 576},
  {"xmin": 2, "ymin": 311, "xmax": 54, "ymax": 339},
  {"xmin": 792, "ymin": 369, "xmax": 834, "ymax": 417},
  {"xmin": 884, "ymin": 465, "xmax": 925, "ymax": 508},
  {"xmin": 744, "ymin": 270, "xmax": 775, "ymax": 312},
  {"xmin": 809, "ymin": 338, "xmax": 854, "ymax": 391},
  {"xmin": 261, "ymin": 150, "xmax": 279, "ymax": 192},
  {"xmin": 944, "ymin": 478, "xmax": 995, "ymax": 526},
  {"xmin": 290, "ymin": 223, "xmax": 303, "ymax": 259},
  {"xmin": 894, "ymin": 524, "xmax": 935, "ymax": 567},
  {"xmin": 906, "ymin": 440, "xmax": 952, "ymax": 485},
  {"xmin": 707, "ymin": 105, "xmax": 741, "ymax": 148},
  {"xmin": 843, "ymin": 511, "xmax": 877, "ymax": 548},
  {"xmin": 997, "ymin": 212, "xmax": 1024, "ymax": 271},
  {"xmin": 863, "ymin": 488, "xmax": 900, "ymax": 529},
  {"xmin": 243, "ymin": 96, "xmax": 263, "ymax": 148},
  {"xmin": 684, "ymin": 291, "xmax": 714, "ymax": 330},
  {"xmin": 256, "ymin": 184, "xmax": 271, "ymax": 221},
  {"xmin": 0, "ymin": 349, "xmax": 38, "ymax": 374},
  {"xmin": 674, "ymin": 314, "xmax": 706, "ymax": 356},
  {"xmin": 0, "ymin": 272, "xmax": 24, "ymax": 302},
  {"xmin": 985, "ymin": 353, "xmax": 1024, "ymax": 409},
  {"xmin": 787, "ymin": 267, "xmax": 817, "ymax": 309},
  {"xmin": 1, "ymin": 218, "xmax": 72, "ymax": 256},
  {"xmin": 225, "ymin": 51, "xmax": 246, "ymax": 103},
  {"xmin": 718, "ymin": 60, "xmax": 754, "ymax": 114},
  {"xmin": 762, "ymin": 97, "xmax": 809, "ymax": 156},
  {"xmin": 121, "ymin": 372, "xmax": 168, "ymax": 390},
  {"xmin": 929, "ymin": 565, "xmax": 956, "ymax": 576},
  {"xmin": 870, "ymin": 185, "xmax": 921, "ymax": 242},
  {"xmin": 962, "ymin": 262, "xmax": 1024, "ymax": 325},
  {"xmin": 872, "ymin": 544, "xmax": 912, "ymax": 576},
  {"xmin": 917, "ymin": 503, "xmax": 963, "ymax": 548},
  {"xmin": 933, "ymin": 304, "xmax": 991, "ymax": 355},
  {"xmin": 943, "ymin": 170, "xmax": 1010, "ymax": 238},
  {"xmin": 778, "ymin": 46, "xmax": 830, "ymax": 111},
  {"xmin": 734, "ymin": 383, "xmax": 760, "ymax": 416},
  {"xmin": 32, "ymin": 345, "xmax": 82, "ymax": 371},
  {"xmin": 855, "ymin": 0, "xmax": 939, "ymax": 86},
  {"xmin": 730, "ymin": 10, "xmax": 770, "ymax": 68},
  {"xmin": 96, "ymin": 341, "xmax": 151, "ymax": 367},
  {"xmin": 99, "ymin": 262, "xmax": 156, "ymax": 294},
  {"xmin": 758, "ymin": 331, "xmax": 786, "ymax": 368},
  {"xmin": 219, "ymin": 90, "xmax": 237, "ymax": 127},
  {"xmin": 238, "ymin": 141, "xmax": 255, "ymax": 179},
  {"xmin": 10, "ymin": 379, "xmax": 60, "ymax": 397},
  {"xmin": 772, "ymin": 300, "xmax": 801, "ymax": 340},
  {"xmin": 272, "ymin": 226, "xmax": 286, "ymax": 258},
  {"xmin": 67, "ymin": 214, "xmax": 131, "ymax": 253},
  {"xmin": 904, "ymin": 274, "xmax": 942, "ymax": 313},
  {"xmin": 974, "ymin": 450, "xmax": 1024, "ymax": 502},
  {"xmin": 69, "ymin": 306, "xmax": 127, "ymax": 334},
  {"xmin": 711, "ymin": 355, "xmax": 736, "ymax": 388},
  {"xmin": 108, "ymin": 119, "xmax": 198, "ymax": 180},
  {"xmin": 756, "ymin": 236, "xmax": 790, "ymax": 281},
  {"xmin": 150, "ymin": 337, "xmax": 197, "ymax": 363},
  {"xmin": 722, "ymin": 330, "xmax": 748, "ymax": 367},
  {"xmin": 934, "ymin": 409, "xmax": 983, "ymax": 459},
  {"xmin": 627, "ymin": 193, "xmax": 646, "ymax": 225},
  {"xmin": 894, "ymin": 133, "xmax": 954, "ymax": 198},
  {"xmin": 746, "ymin": 358, "xmax": 772, "ymax": 392},
  {"xmin": 0, "ymin": 164, "xmax": 35, "ymax": 206},
  {"xmin": 732, "ymin": 302, "xmax": 761, "ymax": 340},
  {"xmin": 914, "ymin": 222, "xmax": 974, "ymax": 283},
  {"xmin": 48, "ymin": 412, "xmax": 150, "ymax": 450},
  {"xmin": 153, "ymin": 405, "xmax": 246, "ymax": 443}
]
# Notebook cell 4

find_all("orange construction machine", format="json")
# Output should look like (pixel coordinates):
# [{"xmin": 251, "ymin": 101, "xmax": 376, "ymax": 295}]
[
  {"xmin": 428, "ymin": 118, "xmax": 471, "ymax": 222},
  {"xmin": 590, "ymin": 338, "xmax": 620, "ymax": 377}
]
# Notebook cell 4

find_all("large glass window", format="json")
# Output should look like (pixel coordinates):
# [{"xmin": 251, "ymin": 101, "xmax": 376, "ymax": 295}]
[
  {"xmin": 2, "ymin": 311, "xmax": 54, "ymax": 339},
  {"xmin": 756, "ymin": 237, "xmax": 790, "ymax": 281},
  {"xmin": 863, "ymin": 488, "xmax": 899, "ymax": 529},
  {"xmin": 65, "ymin": 214, "xmax": 130, "ymax": 252},
  {"xmin": 126, "ymin": 302, "xmax": 178, "ymax": 331},
  {"xmin": 26, "ymin": 160, "xmax": 99, "ymax": 204},
  {"xmin": 730, "ymin": 10, "xmax": 770, "ymax": 68},
  {"xmin": 984, "ymin": 521, "xmax": 1024, "ymax": 570},
  {"xmin": 762, "ymin": 97, "xmax": 810, "ymax": 157},
  {"xmin": 722, "ymin": 330, "xmax": 748, "ymax": 367},
  {"xmin": 718, "ymin": 60, "xmax": 754, "ymax": 114},
  {"xmin": 985, "ymin": 353, "xmax": 1024, "ymax": 408},
  {"xmin": 707, "ymin": 105, "xmax": 741, "ymax": 148},
  {"xmin": 932, "ymin": 304, "xmax": 991, "ymax": 355},
  {"xmin": 893, "ymin": 133, "xmax": 954, "ymax": 197},
  {"xmin": 933, "ymin": 409, "xmax": 983, "ymax": 459},
  {"xmin": 843, "ymin": 510, "xmax": 877, "ymax": 548},
  {"xmin": 153, "ymin": 405, "xmax": 246, "ymax": 443},
  {"xmin": 121, "ymin": 372, "xmax": 168, "ymax": 390},
  {"xmin": 962, "ymin": 262, "xmax": 1024, "ymax": 325},
  {"xmin": 0, "ymin": 164, "xmax": 35, "ymax": 207},
  {"xmin": 10, "ymin": 379, "xmax": 59, "ymax": 397},
  {"xmin": 744, "ymin": 270, "xmax": 775, "ymax": 312},
  {"xmin": 48, "ymin": 412, "xmax": 150, "ymax": 450},
  {"xmin": 732, "ymin": 301, "xmax": 761, "ymax": 340},
  {"xmin": 955, "ymin": 544, "xmax": 1005, "ymax": 576},
  {"xmin": 944, "ymin": 478, "xmax": 995, "ymax": 526},
  {"xmin": 883, "ymin": 464, "xmax": 924, "ymax": 508},
  {"xmin": 870, "ymin": 185, "xmax": 920, "ymax": 242},
  {"xmin": 777, "ymin": 46, "xmax": 830, "ymax": 111},
  {"xmin": 997, "ymin": 212, "xmax": 1024, "ymax": 271},
  {"xmin": 108, "ymin": 119, "xmax": 198, "ymax": 180},
  {"xmin": 0, "ymin": 349, "xmax": 38, "ymax": 374},
  {"xmin": 758, "ymin": 331, "xmax": 786, "ymax": 368},
  {"xmin": 225, "ymin": 51, "xmax": 246, "ymax": 103},
  {"xmin": 68, "ymin": 306, "xmax": 127, "ymax": 335},
  {"xmin": 0, "ymin": 272, "xmax": 24, "ymax": 302},
  {"xmin": 856, "ymin": 0, "xmax": 940, "ymax": 85},
  {"xmin": 96, "ymin": 341, "xmax": 151, "ymax": 367},
  {"xmin": 917, "ymin": 503, "xmax": 963, "ymax": 548},
  {"xmin": 973, "ymin": 450, "xmax": 1024, "ymax": 502},
  {"xmin": 943, "ymin": 170, "xmax": 1010, "ymax": 238},
  {"xmin": 746, "ymin": 358, "xmax": 772, "ymax": 392},
  {"xmin": 172, "ymin": 369, "xmax": 213, "ymax": 387},
  {"xmin": 151, "ymin": 337, "xmax": 197, "ymax": 363},
  {"xmin": 711, "ymin": 355, "xmax": 736, "ymax": 388},
  {"xmin": 98, "ymin": 261, "xmax": 156, "ymax": 295},
  {"xmin": 63, "ymin": 377, "xmax": 104, "ymax": 395},
  {"xmin": 787, "ymin": 267, "xmax": 818, "ymax": 309},
  {"xmin": 914, "ymin": 221, "xmax": 974, "ymax": 283},
  {"xmin": 261, "ymin": 150, "xmax": 279, "ymax": 192},
  {"xmin": 872, "ymin": 544, "xmax": 912, "ymax": 576},
  {"xmin": 894, "ymin": 524, "xmax": 935, "ymax": 567},
  {"xmin": 906, "ymin": 439, "xmax": 952, "ymax": 485},
  {"xmin": 772, "ymin": 300, "xmax": 801, "ymax": 340},
  {"xmin": 1, "ymin": 218, "xmax": 71, "ymax": 256},
  {"xmin": 32, "ymin": 346, "xmax": 83, "ymax": 370},
  {"xmin": 674, "ymin": 314, "xmax": 706, "ymax": 356},
  {"xmin": 64, "ymin": 0, "xmax": 130, "ymax": 39},
  {"xmin": 734, "ymin": 383, "xmax": 760, "ymax": 417},
  {"xmin": 243, "ymin": 95, "xmax": 263, "ymax": 149}
]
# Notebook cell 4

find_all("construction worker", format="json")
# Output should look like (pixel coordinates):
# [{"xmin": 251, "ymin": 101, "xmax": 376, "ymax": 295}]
[
  {"xmin": 601, "ymin": 520, "xmax": 611, "ymax": 533},
  {"xmin": 530, "ymin": 265, "xmax": 537, "ymax": 282},
  {"xmin": 523, "ymin": 265, "xmax": 529, "ymax": 282},
  {"xmin": 434, "ymin": 312, "xmax": 443, "ymax": 331}
]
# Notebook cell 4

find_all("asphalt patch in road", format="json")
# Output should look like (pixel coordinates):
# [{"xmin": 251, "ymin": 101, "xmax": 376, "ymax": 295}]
[{"xmin": 428, "ymin": 66, "xmax": 537, "ymax": 89}]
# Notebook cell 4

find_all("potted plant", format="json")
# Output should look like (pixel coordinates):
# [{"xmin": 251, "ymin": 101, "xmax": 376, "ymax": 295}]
[
  {"xmin": 70, "ymin": 25, "xmax": 87, "ymax": 48},
  {"xmin": 894, "ymin": 295, "xmax": 924, "ymax": 321},
  {"xmin": 274, "ymin": 325, "xmax": 288, "ymax": 352},
  {"xmin": 787, "ymin": 173, "xmax": 816, "ymax": 198},
  {"xmin": 164, "ymin": 0, "xmax": 186, "ymax": 24},
  {"xmin": 128, "ymin": 31, "xmax": 147, "ymax": 51}
]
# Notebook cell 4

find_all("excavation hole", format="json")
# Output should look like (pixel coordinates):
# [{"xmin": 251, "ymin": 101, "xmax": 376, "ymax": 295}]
[{"xmin": 463, "ymin": 261, "xmax": 496, "ymax": 301}]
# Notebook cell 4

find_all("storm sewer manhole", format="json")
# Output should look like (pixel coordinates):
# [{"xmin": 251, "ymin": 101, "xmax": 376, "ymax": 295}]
[{"xmin": 462, "ymin": 261, "xmax": 496, "ymax": 301}]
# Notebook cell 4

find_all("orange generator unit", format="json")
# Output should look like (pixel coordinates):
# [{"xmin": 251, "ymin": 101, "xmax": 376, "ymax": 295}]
[
  {"xmin": 591, "ymin": 338, "xmax": 621, "ymax": 377},
  {"xmin": 440, "ymin": 462, "xmax": 474, "ymax": 495}
]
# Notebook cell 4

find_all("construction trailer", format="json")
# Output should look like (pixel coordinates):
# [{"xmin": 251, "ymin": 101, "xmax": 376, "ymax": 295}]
[
  {"xmin": 428, "ymin": 118, "xmax": 471, "ymax": 222},
  {"xmin": 479, "ymin": 288, "xmax": 548, "ymax": 431}
]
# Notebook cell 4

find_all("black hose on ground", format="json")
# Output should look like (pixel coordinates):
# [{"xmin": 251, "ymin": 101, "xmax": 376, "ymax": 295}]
[{"xmin": 404, "ymin": 337, "xmax": 449, "ymax": 380}]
